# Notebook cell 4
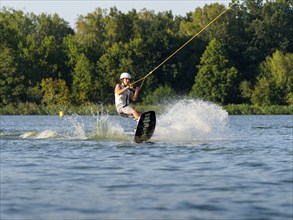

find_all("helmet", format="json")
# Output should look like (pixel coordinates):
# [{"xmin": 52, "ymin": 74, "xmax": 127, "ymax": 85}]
[{"xmin": 120, "ymin": 72, "xmax": 131, "ymax": 80}]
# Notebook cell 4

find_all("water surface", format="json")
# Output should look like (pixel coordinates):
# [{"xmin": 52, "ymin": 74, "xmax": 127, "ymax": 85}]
[{"xmin": 1, "ymin": 100, "xmax": 292, "ymax": 220}]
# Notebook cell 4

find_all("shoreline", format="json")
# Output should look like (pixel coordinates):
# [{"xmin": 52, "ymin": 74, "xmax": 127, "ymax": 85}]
[{"xmin": 0, "ymin": 103, "xmax": 292, "ymax": 115}]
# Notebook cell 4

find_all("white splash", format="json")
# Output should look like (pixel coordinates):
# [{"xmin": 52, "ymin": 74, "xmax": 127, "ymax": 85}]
[
  {"xmin": 20, "ymin": 130, "xmax": 58, "ymax": 139},
  {"xmin": 63, "ymin": 113, "xmax": 127, "ymax": 140},
  {"xmin": 90, "ymin": 113, "xmax": 128, "ymax": 141},
  {"xmin": 154, "ymin": 99, "xmax": 228, "ymax": 142},
  {"xmin": 20, "ymin": 113, "xmax": 127, "ymax": 141},
  {"xmin": 65, "ymin": 114, "xmax": 87, "ymax": 139}
]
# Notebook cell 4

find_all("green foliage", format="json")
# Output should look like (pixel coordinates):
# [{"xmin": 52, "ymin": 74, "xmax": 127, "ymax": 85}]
[
  {"xmin": 251, "ymin": 77, "xmax": 280, "ymax": 106},
  {"xmin": 1, "ymin": 102, "xmax": 291, "ymax": 115},
  {"xmin": 1, "ymin": 1, "xmax": 293, "ymax": 111},
  {"xmin": 180, "ymin": 3, "xmax": 228, "ymax": 42},
  {"xmin": 250, "ymin": 50, "xmax": 293, "ymax": 106},
  {"xmin": 72, "ymin": 54, "xmax": 94, "ymax": 103},
  {"xmin": 269, "ymin": 51, "xmax": 293, "ymax": 100},
  {"xmin": 41, "ymin": 78, "xmax": 71, "ymax": 105},
  {"xmin": 286, "ymin": 93, "xmax": 293, "ymax": 105},
  {"xmin": 0, "ymin": 102, "xmax": 45, "ymax": 115},
  {"xmin": 248, "ymin": 0, "xmax": 292, "ymax": 55},
  {"xmin": 240, "ymin": 80, "xmax": 253, "ymax": 103},
  {"xmin": 143, "ymin": 85, "xmax": 175, "ymax": 105},
  {"xmin": 225, "ymin": 104, "xmax": 293, "ymax": 115},
  {"xmin": 190, "ymin": 39, "xmax": 238, "ymax": 104},
  {"xmin": 0, "ymin": 46, "xmax": 24, "ymax": 104}
]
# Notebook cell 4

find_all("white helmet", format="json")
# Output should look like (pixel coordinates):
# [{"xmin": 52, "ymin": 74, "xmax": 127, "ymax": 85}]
[{"xmin": 120, "ymin": 72, "xmax": 131, "ymax": 80}]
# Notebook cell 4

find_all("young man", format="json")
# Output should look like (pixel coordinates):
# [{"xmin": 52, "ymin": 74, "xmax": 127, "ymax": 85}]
[{"xmin": 114, "ymin": 72, "xmax": 141, "ymax": 121}]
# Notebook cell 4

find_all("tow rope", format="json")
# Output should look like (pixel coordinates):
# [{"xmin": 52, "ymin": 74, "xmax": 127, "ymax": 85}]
[{"xmin": 131, "ymin": 0, "xmax": 239, "ymax": 89}]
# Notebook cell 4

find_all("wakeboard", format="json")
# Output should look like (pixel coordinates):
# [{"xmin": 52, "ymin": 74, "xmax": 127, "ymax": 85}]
[{"xmin": 134, "ymin": 111, "xmax": 156, "ymax": 143}]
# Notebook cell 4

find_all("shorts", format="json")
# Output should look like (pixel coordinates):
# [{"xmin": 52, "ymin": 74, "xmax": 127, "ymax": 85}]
[{"xmin": 117, "ymin": 105, "xmax": 134, "ymax": 117}]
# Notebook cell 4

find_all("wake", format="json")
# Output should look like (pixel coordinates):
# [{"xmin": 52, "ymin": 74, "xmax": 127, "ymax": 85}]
[
  {"xmin": 154, "ymin": 99, "xmax": 228, "ymax": 143},
  {"xmin": 21, "ymin": 113, "xmax": 128, "ymax": 141},
  {"xmin": 20, "ymin": 99, "xmax": 228, "ymax": 143}
]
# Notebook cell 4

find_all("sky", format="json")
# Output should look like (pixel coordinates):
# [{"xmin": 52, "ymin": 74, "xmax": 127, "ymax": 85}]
[{"xmin": 1, "ymin": 0, "xmax": 230, "ymax": 28}]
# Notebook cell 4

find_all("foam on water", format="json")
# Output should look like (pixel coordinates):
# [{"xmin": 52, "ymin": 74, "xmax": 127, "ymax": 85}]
[
  {"xmin": 20, "ymin": 130, "xmax": 58, "ymax": 139},
  {"xmin": 20, "ymin": 113, "xmax": 127, "ymax": 141},
  {"xmin": 154, "ymin": 99, "xmax": 228, "ymax": 143}
]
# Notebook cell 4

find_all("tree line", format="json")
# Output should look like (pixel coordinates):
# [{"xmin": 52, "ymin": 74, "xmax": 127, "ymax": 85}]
[{"xmin": 1, "ymin": 0, "xmax": 292, "ymax": 108}]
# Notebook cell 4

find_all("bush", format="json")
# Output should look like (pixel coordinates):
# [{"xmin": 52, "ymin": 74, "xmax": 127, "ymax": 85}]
[
  {"xmin": 142, "ymin": 85, "xmax": 175, "ymax": 105},
  {"xmin": 225, "ymin": 104, "xmax": 293, "ymax": 115},
  {"xmin": 0, "ymin": 102, "xmax": 292, "ymax": 115}
]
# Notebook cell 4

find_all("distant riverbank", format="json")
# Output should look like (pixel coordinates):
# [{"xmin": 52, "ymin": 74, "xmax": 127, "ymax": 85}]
[{"xmin": 0, "ymin": 102, "xmax": 292, "ymax": 115}]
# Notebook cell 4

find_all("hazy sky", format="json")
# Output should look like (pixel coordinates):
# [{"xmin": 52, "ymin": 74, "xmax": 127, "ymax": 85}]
[{"xmin": 1, "ymin": 0, "xmax": 229, "ymax": 28}]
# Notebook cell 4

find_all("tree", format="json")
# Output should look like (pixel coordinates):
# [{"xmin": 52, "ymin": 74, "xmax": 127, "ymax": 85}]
[
  {"xmin": 32, "ymin": 13, "xmax": 73, "ymax": 44},
  {"xmin": 72, "ymin": 54, "xmax": 94, "ymax": 103},
  {"xmin": 0, "ymin": 8, "xmax": 34, "ymax": 49},
  {"xmin": 0, "ymin": 9, "xmax": 74, "ymax": 103},
  {"xmin": 190, "ymin": 39, "xmax": 238, "ymax": 104},
  {"xmin": 237, "ymin": 0, "xmax": 293, "ymax": 82},
  {"xmin": 1, "ymin": 3, "xmax": 292, "ymax": 107},
  {"xmin": 248, "ymin": 0, "xmax": 293, "ymax": 55},
  {"xmin": 179, "ymin": 3, "xmax": 228, "ymax": 42},
  {"xmin": 251, "ymin": 50, "xmax": 293, "ymax": 106},
  {"xmin": 251, "ymin": 77, "xmax": 283, "ymax": 106},
  {"xmin": 41, "ymin": 78, "xmax": 70, "ymax": 105},
  {"xmin": 17, "ymin": 13, "xmax": 73, "ymax": 86},
  {"xmin": 19, "ymin": 35, "xmax": 62, "ymax": 84},
  {"xmin": 0, "ymin": 46, "xmax": 24, "ymax": 104},
  {"xmin": 269, "ymin": 51, "xmax": 293, "ymax": 100},
  {"xmin": 240, "ymin": 80, "xmax": 253, "ymax": 103},
  {"xmin": 142, "ymin": 85, "xmax": 175, "ymax": 105},
  {"xmin": 75, "ymin": 7, "xmax": 107, "ymax": 60}
]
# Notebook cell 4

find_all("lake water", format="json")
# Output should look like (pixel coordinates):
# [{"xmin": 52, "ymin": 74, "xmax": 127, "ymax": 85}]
[{"xmin": 1, "ymin": 100, "xmax": 292, "ymax": 220}]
